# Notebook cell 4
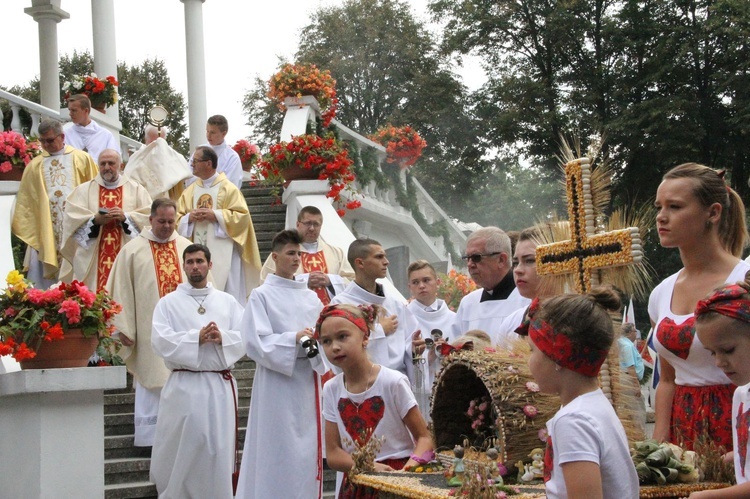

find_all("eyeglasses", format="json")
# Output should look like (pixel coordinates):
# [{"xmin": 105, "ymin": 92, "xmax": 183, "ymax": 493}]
[
  {"xmin": 190, "ymin": 157, "xmax": 209, "ymax": 166},
  {"xmin": 461, "ymin": 252, "xmax": 501, "ymax": 263},
  {"xmin": 298, "ymin": 221, "xmax": 322, "ymax": 229},
  {"xmin": 40, "ymin": 135, "xmax": 61, "ymax": 145}
]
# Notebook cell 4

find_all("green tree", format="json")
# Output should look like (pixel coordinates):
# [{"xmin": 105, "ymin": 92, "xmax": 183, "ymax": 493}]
[
  {"xmin": 431, "ymin": 0, "xmax": 750, "ymax": 282},
  {"xmin": 243, "ymin": 0, "xmax": 489, "ymax": 218},
  {"xmin": 2, "ymin": 50, "xmax": 188, "ymax": 155}
]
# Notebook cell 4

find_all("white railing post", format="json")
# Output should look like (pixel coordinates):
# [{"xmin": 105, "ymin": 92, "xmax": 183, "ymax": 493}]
[{"xmin": 10, "ymin": 105, "xmax": 22, "ymax": 133}]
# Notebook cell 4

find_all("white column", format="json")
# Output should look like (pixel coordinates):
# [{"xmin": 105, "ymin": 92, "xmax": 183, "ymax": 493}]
[
  {"xmin": 182, "ymin": 0, "xmax": 208, "ymax": 151},
  {"xmin": 91, "ymin": 0, "xmax": 120, "ymax": 122},
  {"xmin": 24, "ymin": 3, "xmax": 70, "ymax": 112}
]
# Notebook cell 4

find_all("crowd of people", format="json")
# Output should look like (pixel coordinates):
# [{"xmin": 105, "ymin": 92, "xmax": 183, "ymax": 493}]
[{"xmin": 8, "ymin": 96, "xmax": 750, "ymax": 498}]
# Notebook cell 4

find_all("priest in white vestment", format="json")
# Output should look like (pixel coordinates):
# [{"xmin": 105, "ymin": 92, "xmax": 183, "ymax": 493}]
[
  {"xmin": 238, "ymin": 230, "xmax": 325, "ymax": 499},
  {"xmin": 331, "ymin": 239, "xmax": 418, "ymax": 381},
  {"xmin": 150, "ymin": 244, "xmax": 245, "ymax": 499},
  {"xmin": 176, "ymin": 146, "xmax": 261, "ymax": 304},
  {"xmin": 451, "ymin": 227, "xmax": 530, "ymax": 344},
  {"xmin": 63, "ymin": 94, "xmax": 120, "ymax": 163},
  {"xmin": 60, "ymin": 149, "xmax": 152, "ymax": 291},
  {"xmin": 12, "ymin": 119, "xmax": 98, "ymax": 288},
  {"xmin": 406, "ymin": 260, "xmax": 457, "ymax": 422},
  {"xmin": 123, "ymin": 131, "xmax": 191, "ymax": 201},
  {"xmin": 260, "ymin": 205, "xmax": 354, "ymax": 304},
  {"xmin": 107, "ymin": 199, "xmax": 192, "ymax": 446}
]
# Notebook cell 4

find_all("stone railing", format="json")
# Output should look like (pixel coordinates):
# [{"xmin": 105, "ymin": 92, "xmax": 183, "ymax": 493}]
[
  {"xmin": 332, "ymin": 118, "xmax": 466, "ymax": 266},
  {"xmin": 0, "ymin": 89, "xmax": 140, "ymax": 160}
]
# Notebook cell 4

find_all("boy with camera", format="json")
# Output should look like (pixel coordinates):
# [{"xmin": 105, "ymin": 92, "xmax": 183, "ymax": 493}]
[{"xmin": 238, "ymin": 229, "xmax": 326, "ymax": 498}]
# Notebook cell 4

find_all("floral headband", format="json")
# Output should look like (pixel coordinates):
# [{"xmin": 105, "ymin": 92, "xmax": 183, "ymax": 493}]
[
  {"xmin": 314, "ymin": 304, "xmax": 375, "ymax": 339},
  {"xmin": 516, "ymin": 298, "xmax": 607, "ymax": 377},
  {"xmin": 695, "ymin": 283, "xmax": 750, "ymax": 324}
]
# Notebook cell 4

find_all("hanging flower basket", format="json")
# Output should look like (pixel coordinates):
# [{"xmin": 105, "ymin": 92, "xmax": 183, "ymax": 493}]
[
  {"xmin": 268, "ymin": 63, "xmax": 338, "ymax": 127},
  {"xmin": 63, "ymin": 73, "xmax": 119, "ymax": 110},
  {"xmin": 369, "ymin": 124, "xmax": 427, "ymax": 168}
]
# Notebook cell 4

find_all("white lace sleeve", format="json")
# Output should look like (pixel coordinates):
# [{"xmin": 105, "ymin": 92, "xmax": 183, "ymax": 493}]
[{"xmin": 74, "ymin": 218, "xmax": 97, "ymax": 249}]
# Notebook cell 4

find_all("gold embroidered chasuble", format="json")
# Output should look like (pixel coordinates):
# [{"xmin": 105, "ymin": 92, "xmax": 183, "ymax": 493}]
[{"xmin": 12, "ymin": 145, "xmax": 98, "ymax": 279}]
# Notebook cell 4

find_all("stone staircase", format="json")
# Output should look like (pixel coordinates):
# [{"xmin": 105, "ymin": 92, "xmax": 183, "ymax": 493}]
[
  {"xmin": 241, "ymin": 183, "xmax": 287, "ymax": 261},
  {"xmin": 103, "ymin": 184, "xmax": 338, "ymax": 497},
  {"xmin": 103, "ymin": 359, "xmax": 337, "ymax": 498}
]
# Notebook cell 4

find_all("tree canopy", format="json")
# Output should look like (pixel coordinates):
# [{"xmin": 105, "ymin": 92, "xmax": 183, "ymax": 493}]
[
  {"xmin": 2, "ymin": 50, "xmax": 189, "ymax": 155},
  {"xmin": 242, "ymin": 0, "xmax": 490, "ymax": 218}
]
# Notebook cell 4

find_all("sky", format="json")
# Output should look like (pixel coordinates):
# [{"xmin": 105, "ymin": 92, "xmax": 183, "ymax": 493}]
[{"xmin": 4, "ymin": 0, "xmax": 485, "ymax": 145}]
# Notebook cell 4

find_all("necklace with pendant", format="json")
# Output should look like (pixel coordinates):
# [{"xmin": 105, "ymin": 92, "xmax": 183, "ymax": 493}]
[
  {"xmin": 190, "ymin": 295, "xmax": 208, "ymax": 315},
  {"xmin": 344, "ymin": 363, "xmax": 377, "ymax": 412}
]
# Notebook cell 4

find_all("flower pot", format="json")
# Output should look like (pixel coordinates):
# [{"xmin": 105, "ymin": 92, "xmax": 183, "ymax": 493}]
[
  {"xmin": 92, "ymin": 104, "xmax": 107, "ymax": 114},
  {"xmin": 281, "ymin": 165, "xmax": 322, "ymax": 183},
  {"xmin": 0, "ymin": 166, "xmax": 24, "ymax": 182},
  {"xmin": 241, "ymin": 160, "xmax": 255, "ymax": 172},
  {"xmin": 19, "ymin": 328, "xmax": 99, "ymax": 369}
]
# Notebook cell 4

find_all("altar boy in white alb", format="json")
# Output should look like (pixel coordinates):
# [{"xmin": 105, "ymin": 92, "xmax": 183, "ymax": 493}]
[
  {"xmin": 406, "ymin": 260, "xmax": 456, "ymax": 421},
  {"xmin": 63, "ymin": 94, "xmax": 120, "ymax": 163},
  {"xmin": 150, "ymin": 244, "xmax": 245, "ymax": 499},
  {"xmin": 238, "ymin": 230, "xmax": 325, "ymax": 499},
  {"xmin": 331, "ymin": 238, "xmax": 418, "ymax": 380}
]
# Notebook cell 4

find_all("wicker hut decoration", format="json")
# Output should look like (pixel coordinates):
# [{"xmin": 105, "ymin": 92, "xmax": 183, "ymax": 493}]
[{"xmin": 431, "ymin": 348, "xmax": 560, "ymax": 466}]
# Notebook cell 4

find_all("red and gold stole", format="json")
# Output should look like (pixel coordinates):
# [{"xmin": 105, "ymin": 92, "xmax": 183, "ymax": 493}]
[
  {"xmin": 96, "ymin": 186, "xmax": 123, "ymax": 291},
  {"xmin": 149, "ymin": 239, "xmax": 183, "ymax": 297},
  {"xmin": 301, "ymin": 251, "xmax": 330, "ymax": 305}
]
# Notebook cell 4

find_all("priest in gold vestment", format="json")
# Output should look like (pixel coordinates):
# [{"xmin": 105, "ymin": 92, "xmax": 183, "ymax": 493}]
[
  {"xmin": 176, "ymin": 146, "xmax": 261, "ymax": 305},
  {"xmin": 106, "ymin": 198, "xmax": 192, "ymax": 446},
  {"xmin": 60, "ymin": 149, "xmax": 152, "ymax": 291},
  {"xmin": 12, "ymin": 119, "xmax": 98, "ymax": 287}
]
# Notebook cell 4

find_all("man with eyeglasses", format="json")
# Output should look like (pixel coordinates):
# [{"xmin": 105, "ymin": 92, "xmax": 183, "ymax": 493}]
[
  {"xmin": 450, "ymin": 226, "xmax": 530, "ymax": 344},
  {"xmin": 12, "ymin": 119, "xmax": 98, "ymax": 287},
  {"xmin": 176, "ymin": 146, "xmax": 261, "ymax": 305},
  {"xmin": 260, "ymin": 205, "xmax": 355, "ymax": 305}
]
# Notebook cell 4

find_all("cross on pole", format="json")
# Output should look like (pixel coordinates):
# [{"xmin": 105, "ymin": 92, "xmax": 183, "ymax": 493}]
[{"xmin": 535, "ymin": 158, "xmax": 643, "ymax": 294}]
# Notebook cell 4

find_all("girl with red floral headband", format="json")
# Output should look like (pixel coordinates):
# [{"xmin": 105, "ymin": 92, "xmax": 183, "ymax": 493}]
[
  {"xmin": 689, "ymin": 271, "xmax": 750, "ymax": 498},
  {"xmin": 517, "ymin": 286, "xmax": 638, "ymax": 499},
  {"xmin": 315, "ymin": 303, "xmax": 433, "ymax": 498}
]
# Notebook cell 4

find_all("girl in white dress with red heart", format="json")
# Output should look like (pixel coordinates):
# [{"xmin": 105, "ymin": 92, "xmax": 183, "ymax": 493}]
[
  {"xmin": 688, "ymin": 271, "xmax": 750, "ymax": 498},
  {"xmin": 316, "ymin": 303, "xmax": 433, "ymax": 498}
]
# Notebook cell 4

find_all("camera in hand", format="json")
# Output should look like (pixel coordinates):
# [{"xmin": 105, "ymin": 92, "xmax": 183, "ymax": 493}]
[
  {"xmin": 299, "ymin": 335, "xmax": 319, "ymax": 358},
  {"xmin": 98, "ymin": 208, "xmax": 109, "ymax": 215}
]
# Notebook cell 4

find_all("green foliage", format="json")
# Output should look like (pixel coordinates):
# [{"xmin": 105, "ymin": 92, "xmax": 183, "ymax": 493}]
[
  {"xmin": 243, "ymin": 0, "xmax": 489, "ymax": 218},
  {"xmin": 430, "ymin": 0, "xmax": 750, "ymax": 284},
  {"xmin": 2, "ymin": 50, "xmax": 188, "ymax": 155},
  {"xmin": 116, "ymin": 58, "xmax": 189, "ymax": 156}
]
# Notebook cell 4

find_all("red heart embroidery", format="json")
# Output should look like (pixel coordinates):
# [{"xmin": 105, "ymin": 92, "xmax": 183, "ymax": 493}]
[
  {"xmin": 338, "ymin": 396, "xmax": 385, "ymax": 446},
  {"xmin": 738, "ymin": 401, "xmax": 750, "ymax": 478},
  {"xmin": 543, "ymin": 437, "xmax": 553, "ymax": 483},
  {"xmin": 656, "ymin": 317, "xmax": 695, "ymax": 360}
]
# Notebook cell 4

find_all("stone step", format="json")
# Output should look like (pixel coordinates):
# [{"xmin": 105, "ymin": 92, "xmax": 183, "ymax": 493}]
[
  {"xmin": 245, "ymin": 194, "xmax": 283, "ymax": 207},
  {"xmin": 105, "ymin": 435, "xmax": 152, "ymax": 459},
  {"xmin": 247, "ymin": 211, "xmax": 287, "ymax": 223},
  {"xmin": 105, "ymin": 457, "xmax": 152, "ymax": 485},
  {"xmin": 104, "ymin": 481, "xmax": 157, "ymax": 499}
]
